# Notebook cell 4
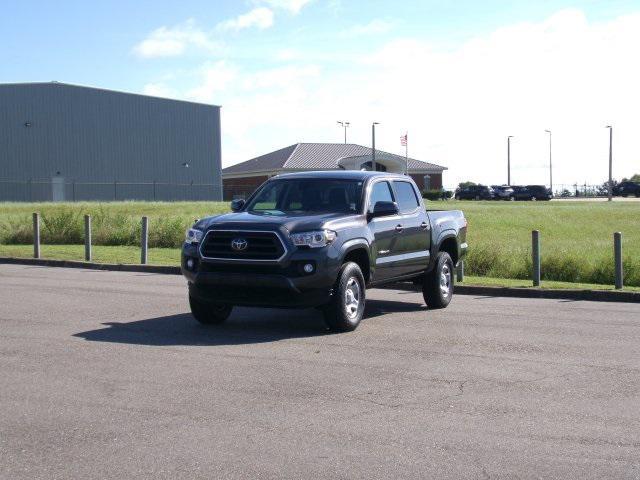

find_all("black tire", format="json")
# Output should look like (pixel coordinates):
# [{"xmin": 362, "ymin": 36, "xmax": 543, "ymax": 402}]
[
  {"xmin": 189, "ymin": 295, "xmax": 233, "ymax": 325},
  {"xmin": 322, "ymin": 262, "xmax": 366, "ymax": 332},
  {"xmin": 422, "ymin": 252, "xmax": 454, "ymax": 309}
]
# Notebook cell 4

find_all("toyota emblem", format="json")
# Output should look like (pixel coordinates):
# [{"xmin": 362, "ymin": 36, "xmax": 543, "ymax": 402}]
[{"xmin": 231, "ymin": 238, "xmax": 248, "ymax": 251}]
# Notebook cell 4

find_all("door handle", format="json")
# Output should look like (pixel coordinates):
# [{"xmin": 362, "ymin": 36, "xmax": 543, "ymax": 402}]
[
  {"xmin": 395, "ymin": 224, "xmax": 404, "ymax": 233},
  {"xmin": 420, "ymin": 222, "xmax": 429, "ymax": 230}
]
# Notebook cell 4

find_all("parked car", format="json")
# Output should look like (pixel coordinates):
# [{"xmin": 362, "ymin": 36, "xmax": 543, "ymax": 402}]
[
  {"xmin": 613, "ymin": 181, "xmax": 640, "ymax": 197},
  {"xmin": 510, "ymin": 185, "xmax": 553, "ymax": 201},
  {"xmin": 491, "ymin": 185, "xmax": 514, "ymax": 200},
  {"xmin": 182, "ymin": 171, "xmax": 468, "ymax": 332},
  {"xmin": 454, "ymin": 185, "xmax": 495, "ymax": 200}
]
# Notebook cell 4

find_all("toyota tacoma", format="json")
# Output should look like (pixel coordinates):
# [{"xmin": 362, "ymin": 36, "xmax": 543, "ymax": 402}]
[{"xmin": 182, "ymin": 171, "xmax": 467, "ymax": 331}]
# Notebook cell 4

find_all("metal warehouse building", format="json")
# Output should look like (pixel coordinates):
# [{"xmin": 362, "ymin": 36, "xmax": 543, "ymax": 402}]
[{"xmin": 0, "ymin": 82, "xmax": 222, "ymax": 201}]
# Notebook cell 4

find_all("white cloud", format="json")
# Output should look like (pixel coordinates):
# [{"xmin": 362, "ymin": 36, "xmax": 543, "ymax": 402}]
[
  {"xmin": 351, "ymin": 9, "xmax": 640, "ymax": 187},
  {"xmin": 274, "ymin": 48, "xmax": 301, "ymax": 61},
  {"xmin": 240, "ymin": 65, "xmax": 320, "ymax": 90},
  {"xmin": 257, "ymin": 0, "xmax": 312, "ymax": 14},
  {"xmin": 218, "ymin": 7, "xmax": 274, "ymax": 31},
  {"xmin": 149, "ymin": 9, "xmax": 640, "ymax": 187},
  {"xmin": 133, "ymin": 19, "xmax": 220, "ymax": 58},
  {"xmin": 340, "ymin": 19, "xmax": 394, "ymax": 37},
  {"xmin": 142, "ymin": 83, "xmax": 174, "ymax": 98},
  {"xmin": 186, "ymin": 61, "xmax": 238, "ymax": 103}
]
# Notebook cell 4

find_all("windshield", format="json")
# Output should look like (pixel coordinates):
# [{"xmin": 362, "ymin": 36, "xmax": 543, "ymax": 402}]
[{"xmin": 245, "ymin": 179, "xmax": 364, "ymax": 215}]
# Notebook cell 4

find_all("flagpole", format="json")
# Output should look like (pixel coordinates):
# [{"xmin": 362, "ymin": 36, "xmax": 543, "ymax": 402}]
[{"xmin": 405, "ymin": 132, "xmax": 408, "ymax": 175}]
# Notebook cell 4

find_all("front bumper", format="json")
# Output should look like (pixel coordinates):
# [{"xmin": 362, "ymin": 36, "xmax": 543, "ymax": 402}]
[{"xmin": 181, "ymin": 242, "xmax": 342, "ymax": 308}]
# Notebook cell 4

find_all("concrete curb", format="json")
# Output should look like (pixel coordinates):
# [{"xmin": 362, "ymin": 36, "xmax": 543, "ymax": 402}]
[
  {"xmin": 2, "ymin": 256, "xmax": 639, "ymax": 303},
  {"xmin": 0, "ymin": 257, "xmax": 181, "ymax": 275},
  {"xmin": 389, "ymin": 283, "xmax": 640, "ymax": 304}
]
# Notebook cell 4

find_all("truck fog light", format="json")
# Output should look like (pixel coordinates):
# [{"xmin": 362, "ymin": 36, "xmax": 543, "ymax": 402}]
[
  {"xmin": 186, "ymin": 258, "xmax": 195, "ymax": 270},
  {"xmin": 303, "ymin": 263, "xmax": 314, "ymax": 273}
]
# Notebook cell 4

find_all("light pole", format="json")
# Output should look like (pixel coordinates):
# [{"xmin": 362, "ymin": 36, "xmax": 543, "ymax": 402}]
[
  {"xmin": 606, "ymin": 125, "xmax": 613, "ymax": 201},
  {"xmin": 545, "ymin": 129, "xmax": 552, "ymax": 193},
  {"xmin": 507, "ymin": 136, "xmax": 514, "ymax": 185},
  {"xmin": 372, "ymin": 122, "xmax": 380, "ymax": 171},
  {"xmin": 337, "ymin": 121, "xmax": 350, "ymax": 144}
]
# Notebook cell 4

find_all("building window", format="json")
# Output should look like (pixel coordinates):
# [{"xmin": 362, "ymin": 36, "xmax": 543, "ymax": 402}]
[{"xmin": 359, "ymin": 161, "xmax": 387, "ymax": 172}]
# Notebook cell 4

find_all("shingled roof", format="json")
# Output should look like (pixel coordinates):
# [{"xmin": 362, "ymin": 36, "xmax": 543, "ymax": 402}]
[{"xmin": 222, "ymin": 143, "xmax": 446, "ymax": 176}]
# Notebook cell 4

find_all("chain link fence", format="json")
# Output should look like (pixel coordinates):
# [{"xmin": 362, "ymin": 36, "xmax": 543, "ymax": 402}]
[
  {"xmin": 551, "ymin": 183, "xmax": 611, "ymax": 197},
  {"xmin": 0, "ymin": 179, "xmax": 222, "ymax": 202},
  {"xmin": 442, "ymin": 183, "xmax": 615, "ymax": 198}
]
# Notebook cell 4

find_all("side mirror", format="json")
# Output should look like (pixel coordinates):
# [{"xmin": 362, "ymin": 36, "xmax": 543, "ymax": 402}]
[
  {"xmin": 369, "ymin": 201, "xmax": 399, "ymax": 219},
  {"xmin": 230, "ymin": 199, "xmax": 245, "ymax": 212}
]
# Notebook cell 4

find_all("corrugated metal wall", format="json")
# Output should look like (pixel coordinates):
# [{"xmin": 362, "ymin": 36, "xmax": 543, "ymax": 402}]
[{"xmin": 0, "ymin": 82, "xmax": 222, "ymax": 201}]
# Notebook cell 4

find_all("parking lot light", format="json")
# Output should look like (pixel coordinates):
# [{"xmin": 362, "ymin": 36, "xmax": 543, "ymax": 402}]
[
  {"xmin": 545, "ymin": 130, "xmax": 552, "ymax": 193},
  {"xmin": 606, "ymin": 126, "xmax": 613, "ymax": 202},
  {"xmin": 507, "ymin": 136, "xmax": 514, "ymax": 185}
]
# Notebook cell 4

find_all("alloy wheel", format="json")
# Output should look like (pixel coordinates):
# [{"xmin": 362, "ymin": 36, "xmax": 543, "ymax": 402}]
[
  {"xmin": 344, "ymin": 277, "xmax": 361, "ymax": 319},
  {"xmin": 440, "ymin": 264, "xmax": 451, "ymax": 298}
]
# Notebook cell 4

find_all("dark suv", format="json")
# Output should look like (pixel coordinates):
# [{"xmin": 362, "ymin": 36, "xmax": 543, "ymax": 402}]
[
  {"xmin": 491, "ymin": 185, "xmax": 515, "ymax": 200},
  {"xmin": 510, "ymin": 185, "xmax": 553, "ymax": 201},
  {"xmin": 614, "ymin": 181, "xmax": 640, "ymax": 197},
  {"xmin": 182, "ymin": 171, "xmax": 468, "ymax": 331},
  {"xmin": 454, "ymin": 185, "xmax": 495, "ymax": 200}
]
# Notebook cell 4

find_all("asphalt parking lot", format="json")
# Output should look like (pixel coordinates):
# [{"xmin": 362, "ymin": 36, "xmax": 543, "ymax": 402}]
[{"xmin": 1, "ymin": 265, "xmax": 639, "ymax": 479}]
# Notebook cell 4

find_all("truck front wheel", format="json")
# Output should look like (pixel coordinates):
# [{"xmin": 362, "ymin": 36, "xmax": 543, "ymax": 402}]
[
  {"xmin": 422, "ymin": 252, "xmax": 454, "ymax": 309},
  {"xmin": 322, "ymin": 262, "xmax": 366, "ymax": 332},
  {"xmin": 189, "ymin": 295, "xmax": 233, "ymax": 325}
]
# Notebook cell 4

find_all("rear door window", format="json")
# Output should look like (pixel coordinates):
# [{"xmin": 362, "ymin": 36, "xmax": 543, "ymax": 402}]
[{"xmin": 392, "ymin": 181, "xmax": 420, "ymax": 213}]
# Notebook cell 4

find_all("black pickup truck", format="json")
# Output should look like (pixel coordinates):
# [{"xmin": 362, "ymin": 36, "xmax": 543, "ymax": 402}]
[{"xmin": 182, "ymin": 171, "xmax": 467, "ymax": 331}]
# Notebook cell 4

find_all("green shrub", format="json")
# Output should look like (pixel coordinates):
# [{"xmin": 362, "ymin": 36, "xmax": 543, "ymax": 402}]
[
  {"xmin": 422, "ymin": 189, "xmax": 452, "ymax": 201},
  {"xmin": 41, "ymin": 208, "xmax": 83, "ymax": 244},
  {"xmin": 148, "ymin": 217, "xmax": 189, "ymax": 248},
  {"xmin": 0, "ymin": 216, "xmax": 33, "ymax": 244}
]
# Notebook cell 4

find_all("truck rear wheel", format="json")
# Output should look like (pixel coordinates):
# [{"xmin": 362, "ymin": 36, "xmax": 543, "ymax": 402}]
[
  {"xmin": 189, "ymin": 295, "xmax": 233, "ymax": 325},
  {"xmin": 322, "ymin": 262, "xmax": 366, "ymax": 332},
  {"xmin": 422, "ymin": 252, "xmax": 454, "ymax": 309}
]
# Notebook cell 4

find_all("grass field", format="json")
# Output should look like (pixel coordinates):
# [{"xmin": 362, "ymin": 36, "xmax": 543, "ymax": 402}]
[
  {"xmin": 1, "ymin": 199, "xmax": 639, "ymax": 286},
  {"xmin": 0, "ymin": 202, "xmax": 228, "ymax": 248}
]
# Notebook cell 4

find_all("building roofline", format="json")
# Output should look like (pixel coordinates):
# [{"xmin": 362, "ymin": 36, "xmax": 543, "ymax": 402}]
[
  {"xmin": 221, "ymin": 166, "xmax": 447, "ymax": 179},
  {"xmin": 222, "ymin": 142, "xmax": 446, "ymax": 176},
  {"xmin": 0, "ymin": 81, "xmax": 221, "ymax": 108}
]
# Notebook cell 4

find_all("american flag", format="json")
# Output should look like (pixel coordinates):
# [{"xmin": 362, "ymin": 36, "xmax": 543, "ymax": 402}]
[{"xmin": 400, "ymin": 133, "xmax": 408, "ymax": 146}]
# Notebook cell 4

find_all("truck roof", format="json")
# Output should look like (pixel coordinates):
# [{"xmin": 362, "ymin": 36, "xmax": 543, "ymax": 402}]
[{"xmin": 274, "ymin": 170, "xmax": 411, "ymax": 181}]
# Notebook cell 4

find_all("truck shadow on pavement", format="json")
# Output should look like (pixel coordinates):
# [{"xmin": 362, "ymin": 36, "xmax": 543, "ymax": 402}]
[{"xmin": 73, "ymin": 299, "xmax": 426, "ymax": 346}]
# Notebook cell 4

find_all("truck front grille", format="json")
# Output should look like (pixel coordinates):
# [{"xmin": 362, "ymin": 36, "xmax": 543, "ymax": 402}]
[{"xmin": 199, "ymin": 230, "xmax": 286, "ymax": 261}]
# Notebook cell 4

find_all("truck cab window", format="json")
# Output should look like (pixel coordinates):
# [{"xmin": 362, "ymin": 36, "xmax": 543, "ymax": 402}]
[
  {"xmin": 392, "ymin": 181, "xmax": 420, "ymax": 213},
  {"xmin": 369, "ymin": 181, "xmax": 394, "ymax": 211}
]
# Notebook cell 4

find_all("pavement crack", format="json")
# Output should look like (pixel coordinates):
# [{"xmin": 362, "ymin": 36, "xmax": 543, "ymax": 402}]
[
  {"xmin": 343, "ymin": 393, "xmax": 402, "ymax": 409},
  {"xmin": 457, "ymin": 380, "xmax": 466, "ymax": 396}
]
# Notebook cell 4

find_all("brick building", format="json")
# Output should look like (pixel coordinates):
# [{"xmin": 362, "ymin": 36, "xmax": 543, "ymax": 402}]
[{"xmin": 222, "ymin": 143, "xmax": 446, "ymax": 200}]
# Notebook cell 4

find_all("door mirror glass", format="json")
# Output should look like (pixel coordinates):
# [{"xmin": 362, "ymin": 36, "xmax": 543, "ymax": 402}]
[
  {"xmin": 370, "ymin": 201, "xmax": 399, "ymax": 218},
  {"xmin": 230, "ymin": 199, "xmax": 245, "ymax": 212}
]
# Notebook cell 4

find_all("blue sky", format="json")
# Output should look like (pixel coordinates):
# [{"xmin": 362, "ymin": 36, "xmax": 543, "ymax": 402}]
[{"xmin": 3, "ymin": 0, "xmax": 640, "ymax": 187}]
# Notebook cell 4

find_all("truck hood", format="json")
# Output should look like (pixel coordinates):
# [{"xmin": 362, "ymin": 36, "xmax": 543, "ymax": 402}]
[{"xmin": 196, "ymin": 211, "xmax": 362, "ymax": 234}]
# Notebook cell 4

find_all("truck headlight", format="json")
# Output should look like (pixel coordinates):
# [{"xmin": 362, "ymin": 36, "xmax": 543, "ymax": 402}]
[
  {"xmin": 290, "ymin": 230, "xmax": 337, "ymax": 248},
  {"xmin": 185, "ymin": 228, "xmax": 204, "ymax": 244}
]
